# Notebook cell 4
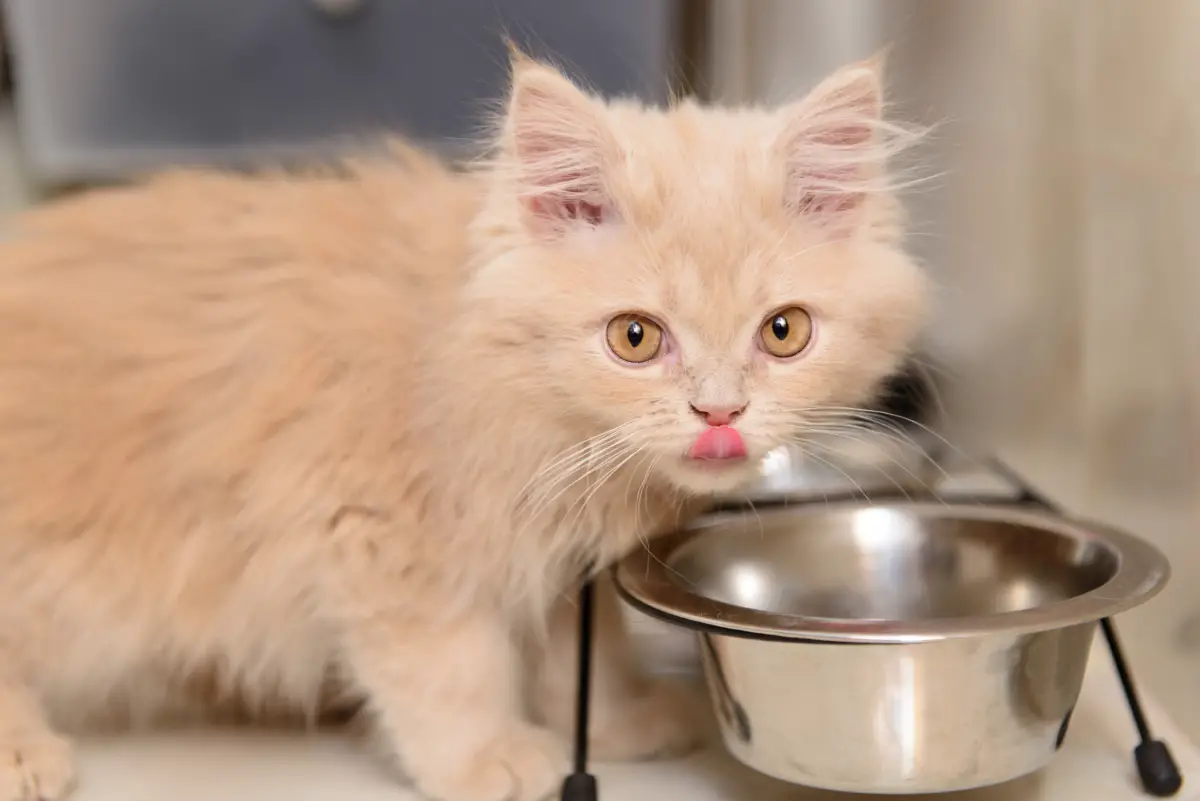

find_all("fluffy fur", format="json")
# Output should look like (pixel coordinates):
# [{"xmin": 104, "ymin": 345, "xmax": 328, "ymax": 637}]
[{"xmin": 0, "ymin": 53, "xmax": 927, "ymax": 801}]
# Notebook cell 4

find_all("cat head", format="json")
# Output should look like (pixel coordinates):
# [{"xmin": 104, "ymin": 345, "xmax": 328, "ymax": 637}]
[{"xmin": 467, "ymin": 53, "xmax": 930, "ymax": 495}]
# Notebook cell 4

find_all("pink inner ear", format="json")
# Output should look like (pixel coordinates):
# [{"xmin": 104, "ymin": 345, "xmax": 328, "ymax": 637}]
[
  {"xmin": 814, "ymin": 118, "xmax": 873, "ymax": 148},
  {"xmin": 514, "ymin": 135, "xmax": 610, "ymax": 227},
  {"xmin": 511, "ymin": 94, "xmax": 611, "ymax": 229},
  {"xmin": 796, "ymin": 189, "xmax": 861, "ymax": 217},
  {"xmin": 526, "ymin": 195, "xmax": 605, "ymax": 226},
  {"xmin": 564, "ymin": 201, "xmax": 605, "ymax": 225},
  {"xmin": 789, "ymin": 120, "xmax": 875, "ymax": 222}
]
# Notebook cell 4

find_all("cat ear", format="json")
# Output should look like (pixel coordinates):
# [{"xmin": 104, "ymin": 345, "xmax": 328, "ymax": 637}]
[
  {"xmin": 774, "ymin": 57, "xmax": 890, "ymax": 237},
  {"xmin": 503, "ymin": 53, "xmax": 618, "ymax": 233}
]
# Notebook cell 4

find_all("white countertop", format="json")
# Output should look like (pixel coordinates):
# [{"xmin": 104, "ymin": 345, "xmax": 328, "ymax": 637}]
[
  {"xmin": 68, "ymin": 633, "xmax": 1198, "ymax": 801},
  {"xmin": 65, "ymin": 455, "xmax": 1199, "ymax": 801}
]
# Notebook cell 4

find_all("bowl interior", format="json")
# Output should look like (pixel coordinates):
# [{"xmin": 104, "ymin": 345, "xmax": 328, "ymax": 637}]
[{"xmin": 668, "ymin": 507, "xmax": 1120, "ymax": 622}]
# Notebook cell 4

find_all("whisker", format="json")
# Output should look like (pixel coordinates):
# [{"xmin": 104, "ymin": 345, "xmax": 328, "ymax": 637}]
[
  {"xmin": 803, "ymin": 406, "xmax": 980, "ymax": 469},
  {"xmin": 632, "ymin": 452, "xmax": 661, "ymax": 545},
  {"xmin": 512, "ymin": 431, "xmax": 643, "ymax": 548},
  {"xmin": 520, "ymin": 424, "xmax": 643, "ymax": 513},
  {"xmin": 515, "ymin": 420, "xmax": 642, "ymax": 501},
  {"xmin": 562, "ymin": 446, "xmax": 644, "ymax": 542},
  {"xmin": 800, "ymin": 434, "xmax": 929, "ymax": 500},
  {"xmin": 789, "ymin": 418, "xmax": 951, "ymax": 484},
  {"xmin": 787, "ymin": 442, "xmax": 873, "ymax": 503}
]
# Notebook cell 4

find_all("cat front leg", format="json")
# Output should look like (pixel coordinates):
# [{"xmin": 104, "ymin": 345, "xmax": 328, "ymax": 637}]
[
  {"xmin": 0, "ymin": 676, "xmax": 75, "ymax": 801},
  {"xmin": 530, "ymin": 574, "xmax": 704, "ymax": 762},
  {"xmin": 340, "ymin": 598, "xmax": 568, "ymax": 801}
]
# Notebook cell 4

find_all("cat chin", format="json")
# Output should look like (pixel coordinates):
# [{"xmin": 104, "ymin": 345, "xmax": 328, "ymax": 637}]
[{"xmin": 660, "ymin": 456, "xmax": 763, "ymax": 495}]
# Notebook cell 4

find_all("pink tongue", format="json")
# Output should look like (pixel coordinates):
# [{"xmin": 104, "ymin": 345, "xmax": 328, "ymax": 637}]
[{"xmin": 687, "ymin": 426, "xmax": 748, "ymax": 461}]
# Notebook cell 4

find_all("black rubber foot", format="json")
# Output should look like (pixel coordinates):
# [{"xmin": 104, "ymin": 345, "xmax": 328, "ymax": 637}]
[
  {"xmin": 560, "ymin": 772, "xmax": 598, "ymax": 801},
  {"xmin": 1135, "ymin": 740, "xmax": 1183, "ymax": 797}
]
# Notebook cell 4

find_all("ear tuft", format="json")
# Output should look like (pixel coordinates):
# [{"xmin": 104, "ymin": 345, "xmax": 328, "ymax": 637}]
[
  {"xmin": 503, "ymin": 56, "xmax": 617, "ymax": 234},
  {"xmin": 775, "ymin": 58, "xmax": 910, "ymax": 237}
]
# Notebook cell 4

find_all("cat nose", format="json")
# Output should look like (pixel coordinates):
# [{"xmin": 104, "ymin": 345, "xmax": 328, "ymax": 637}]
[{"xmin": 689, "ymin": 402, "xmax": 746, "ymax": 427}]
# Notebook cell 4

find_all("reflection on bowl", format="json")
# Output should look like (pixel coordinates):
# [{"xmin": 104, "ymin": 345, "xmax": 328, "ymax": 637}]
[{"xmin": 670, "ymin": 506, "xmax": 1117, "ymax": 624}]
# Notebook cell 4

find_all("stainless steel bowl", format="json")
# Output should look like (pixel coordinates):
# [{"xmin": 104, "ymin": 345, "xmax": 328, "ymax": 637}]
[{"xmin": 613, "ymin": 502, "xmax": 1170, "ymax": 794}]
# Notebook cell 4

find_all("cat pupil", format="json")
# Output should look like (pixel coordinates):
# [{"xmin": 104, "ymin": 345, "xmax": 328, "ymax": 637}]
[
  {"xmin": 627, "ymin": 321, "xmax": 644, "ymax": 348},
  {"xmin": 772, "ymin": 316, "xmax": 789, "ymax": 340}
]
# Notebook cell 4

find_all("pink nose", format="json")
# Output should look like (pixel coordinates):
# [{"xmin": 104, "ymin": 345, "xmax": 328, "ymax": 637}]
[{"xmin": 689, "ymin": 403, "xmax": 746, "ymax": 427}]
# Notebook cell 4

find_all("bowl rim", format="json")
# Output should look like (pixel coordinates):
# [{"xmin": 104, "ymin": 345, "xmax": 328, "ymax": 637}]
[{"xmin": 612, "ymin": 501, "xmax": 1171, "ymax": 644}]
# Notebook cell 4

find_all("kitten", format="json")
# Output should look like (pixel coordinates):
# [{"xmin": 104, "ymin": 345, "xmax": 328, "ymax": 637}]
[{"xmin": 0, "ymin": 51, "xmax": 927, "ymax": 801}]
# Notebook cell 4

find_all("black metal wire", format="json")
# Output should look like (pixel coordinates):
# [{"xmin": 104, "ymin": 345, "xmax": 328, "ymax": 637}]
[
  {"xmin": 560, "ymin": 576, "xmax": 599, "ymax": 801},
  {"xmin": 989, "ymin": 458, "xmax": 1182, "ymax": 796},
  {"xmin": 573, "ymin": 579, "xmax": 595, "ymax": 773},
  {"xmin": 1102, "ymin": 617, "xmax": 1152, "ymax": 742}
]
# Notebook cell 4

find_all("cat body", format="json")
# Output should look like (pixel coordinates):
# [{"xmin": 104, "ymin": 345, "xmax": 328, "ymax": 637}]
[{"xmin": 0, "ymin": 53, "xmax": 927, "ymax": 801}]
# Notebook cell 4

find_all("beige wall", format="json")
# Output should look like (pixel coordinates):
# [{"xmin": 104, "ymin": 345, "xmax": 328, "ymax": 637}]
[
  {"xmin": 708, "ymin": 0, "xmax": 1200, "ymax": 732},
  {"xmin": 708, "ymin": 0, "xmax": 1199, "ymax": 507}
]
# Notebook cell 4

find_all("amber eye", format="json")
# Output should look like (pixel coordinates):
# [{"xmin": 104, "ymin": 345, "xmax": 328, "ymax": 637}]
[
  {"xmin": 605, "ymin": 314, "xmax": 664, "ymax": 364},
  {"xmin": 759, "ymin": 307, "xmax": 814, "ymax": 358}
]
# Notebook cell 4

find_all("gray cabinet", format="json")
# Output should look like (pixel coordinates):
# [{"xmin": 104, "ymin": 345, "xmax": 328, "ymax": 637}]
[{"xmin": 5, "ymin": 0, "xmax": 684, "ymax": 184}]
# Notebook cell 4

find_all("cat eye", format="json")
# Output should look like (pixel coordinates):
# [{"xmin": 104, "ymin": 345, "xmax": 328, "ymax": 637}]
[
  {"xmin": 605, "ymin": 314, "xmax": 664, "ymax": 364},
  {"xmin": 759, "ymin": 307, "xmax": 814, "ymax": 358}
]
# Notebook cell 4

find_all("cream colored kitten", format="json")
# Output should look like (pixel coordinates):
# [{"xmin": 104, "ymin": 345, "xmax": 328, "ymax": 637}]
[{"xmin": 0, "ymin": 52, "xmax": 926, "ymax": 801}]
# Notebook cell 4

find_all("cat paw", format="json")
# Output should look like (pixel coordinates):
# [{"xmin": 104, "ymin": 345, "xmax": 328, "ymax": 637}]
[
  {"xmin": 414, "ymin": 724, "xmax": 568, "ymax": 801},
  {"xmin": 0, "ymin": 734, "xmax": 76, "ymax": 801},
  {"xmin": 590, "ymin": 679, "xmax": 705, "ymax": 762}
]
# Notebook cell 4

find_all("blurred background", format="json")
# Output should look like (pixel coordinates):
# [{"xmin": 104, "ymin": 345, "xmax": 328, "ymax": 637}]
[{"xmin": 1, "ymin": 0, "xmax": 1197, "ymax": 739}]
